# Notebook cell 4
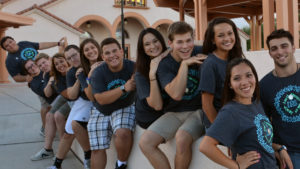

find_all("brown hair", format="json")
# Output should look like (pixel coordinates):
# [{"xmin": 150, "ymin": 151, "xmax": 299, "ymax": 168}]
[
  {"xmin": 202, "ymin": 17, "xmax": 243, "ymax": 61},
  {"xmin": 50, "ymin": 53, "xmax": 69, "ymax": 84},
  {"xmin": 266, "ymin": 29, "xmax": 294, "ymax": 49},
  {"xmin": 35, "ymin": 53, "xmax": 50, "ymax": 64},
  {"xmin": 79, "ymin": 38, "xmax": 102, "ymax": 75},
  {"xmin": 222, "ymin": 58, "xmax": 260, "ymax": 106},
  {"xmin": 136, "ymin": 28, "xmax": 167, "ymax": 80},
  {"xmin": 167, "ymin": 21, "xmax": 193, "ymax": 42}
]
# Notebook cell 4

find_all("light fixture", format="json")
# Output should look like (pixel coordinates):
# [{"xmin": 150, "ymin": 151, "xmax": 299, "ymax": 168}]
[
  {"xmin": 124, "ymin": 18, "xmax": 128, "ymax": 25},
  {"xmin": 86, "ymin": 21, "xmax": 91, "ymax": 28}
]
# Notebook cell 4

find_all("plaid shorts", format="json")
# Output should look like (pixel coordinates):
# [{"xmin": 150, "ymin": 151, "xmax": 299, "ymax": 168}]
[{"xmin": 87, "ymin": 104, "xmax": 135, "ymax": 150}]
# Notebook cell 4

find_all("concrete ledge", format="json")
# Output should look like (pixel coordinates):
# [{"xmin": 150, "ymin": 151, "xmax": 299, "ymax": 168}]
[
  {"xmin": 71, "ymin": 125, "xmax": 226, "ymax": 169},
  {"xmin": 71, "ymin": 50, "xmax": 300, "ymax": 168}
]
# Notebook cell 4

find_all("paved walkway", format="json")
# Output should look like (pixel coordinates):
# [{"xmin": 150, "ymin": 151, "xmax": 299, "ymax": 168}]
[{"xmin": 0, "ymin": 81, "xmax": 82, "ymax": 169}]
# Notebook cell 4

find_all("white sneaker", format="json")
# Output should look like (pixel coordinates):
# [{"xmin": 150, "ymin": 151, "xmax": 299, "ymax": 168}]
[
  {"xmin": 30, "ymin": 148, "xmax": 54, "ymax": 161},
  {"xmin": 83, "ymin": 159, "xmax": 91, "ymax": 169},
  {"xmin": 39, "ymin": 127, "xmax": 45, "ymax": 137},
  {"xmin": 46, "ymin": 166, "xmax": 60, "ymax": 169}
]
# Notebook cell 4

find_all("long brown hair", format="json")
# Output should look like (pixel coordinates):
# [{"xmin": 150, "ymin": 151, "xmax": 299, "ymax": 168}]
[
  {"xmin": 50, "ymin": 53, "xmax": 69, "ymax": 84},
  {"xmin": 222, "ymin": 58, "xmax": 260, "ymax": 106},
  {"xmin": 79, "ymin": 38, "xmax": 102, "ymax": 75},
  {"xmin": 203, "ymin": 17, "xmax": 244, "ymax": 61},
  {"xmin": 136, "ymin": 28, "xmax": 167, "ymax": 80}
]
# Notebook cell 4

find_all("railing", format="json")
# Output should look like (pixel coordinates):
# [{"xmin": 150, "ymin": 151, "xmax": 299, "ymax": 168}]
[{"xmin": 114, "ymin": 0, "xmax": 147, "ymax": 9}]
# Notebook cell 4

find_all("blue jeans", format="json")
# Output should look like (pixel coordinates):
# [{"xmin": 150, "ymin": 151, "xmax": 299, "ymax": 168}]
[{"xmin": 288, "ymin": 152, "xmax": 300, "ymax": 169}]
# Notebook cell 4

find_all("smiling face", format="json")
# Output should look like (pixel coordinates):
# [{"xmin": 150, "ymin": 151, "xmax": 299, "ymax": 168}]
[
  {"xmin": 143, "ymin": 33, "xmax": 163, "ymax": 59},
  {"xmin": 102, "ymin": 43, "xmax": 123, "ymax": 72},
  {"xmin": 169, "ymin": 32, "xmax": 194, "ymax": 61},
  {"xmin": 83, "ymin": 42, "xmax": 99, "ymax": 63},
  {"xmin": 36, "ymin": 57, "xmax": 51, "ymax": 73},
  {"xmin": 25, "ymin": 60, "xmax": 40, "ymax": 76},
  {"xmin": 65, "ymin": 48, "xmax": 81, "ymax": 68},
  {"xmin": 53, "ymin": 57, "xmax": 68, "ymax": 74},
  {"xmin": 230, "ymin": 63, "xmax": 256, "ymax": 104},
  {"xmin": 213, "ymin": 23, "xmax": 235, "ymax": 53},
  {"xmin": 3, "ymin": 38, "xmax": 19, "ymax": 53},
  {"xmin": 268, "ymin": 37, "xmax": 295, "ymax": 68}
]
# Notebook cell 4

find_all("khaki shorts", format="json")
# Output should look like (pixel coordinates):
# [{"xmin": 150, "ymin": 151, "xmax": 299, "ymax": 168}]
[
  {"xmin": 148, "ymin": 109, "xmax": 205, "ymax": 141},
  {"xmin": 49, "ymin": 95, "xmax": 70, "ymax": 117},
  {"xmin": 38, "ymin": 95, "xmax": 50, "ymax": 109}
]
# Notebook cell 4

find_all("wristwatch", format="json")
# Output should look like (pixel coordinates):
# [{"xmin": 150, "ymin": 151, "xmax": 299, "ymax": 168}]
[
  {"xmin": 277, "ymin": 145, "xmax": 287, "ymax": 153},
  {"xmin": 120, "ymin": 85, "xmax": 126, "ymax": 93}
]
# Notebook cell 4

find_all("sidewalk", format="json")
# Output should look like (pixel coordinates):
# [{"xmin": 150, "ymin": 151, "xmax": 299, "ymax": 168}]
[{"xmin": 0, "ymin": 81, "xmax": 83, "ymax": 169}]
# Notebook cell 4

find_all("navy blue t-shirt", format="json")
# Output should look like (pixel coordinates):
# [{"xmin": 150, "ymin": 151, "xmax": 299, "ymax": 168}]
[
  {"xmin": 135, "ymin": 71, "xmax": 166, "ymax": 129},
  {"xmin": 156, "ymin": 46, "xmax": 202, "ymax": 112},
  {"xmin": 207, "ymin": 101, "xmax": 276, "ymax": 169},
  {"xmin": 66, "ymin": 67, "xmax": 88, "ymax": 100},
  {"xmin": 199, "ymin": 53, "xmax": 227, "ymax": 127},
  {"xmin": 260, "ymin": 69, "xmax": 300, "ymax": 153},
  {"xmin": 52, "ymin": 74, "xmax": 67, "ymax": 97},
  {"xmin": 29, "ymin": 72, "xmax": 56, "ymax": 104},
  {"xmin": 5, "ymin": 41, "xmax": 39, "ymax": 77},
  {"xmin": 91, "ymin": 59, "xmax": 136, "ymax": 115}
]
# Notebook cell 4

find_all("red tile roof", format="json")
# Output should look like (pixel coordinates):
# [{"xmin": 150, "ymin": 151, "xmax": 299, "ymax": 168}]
[{"xmin": 16, "ymin": 2, "xmax": 83, "ymax": 33}]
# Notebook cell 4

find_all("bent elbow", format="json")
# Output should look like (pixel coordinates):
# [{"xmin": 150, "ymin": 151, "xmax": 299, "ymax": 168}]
[
  {"xmin": 171, "ymin": 94, "xmax": 182, "ymax": 101},
  {"xmin": 152, "ymin": 104, "xmax": 163, "ymax": 111}
]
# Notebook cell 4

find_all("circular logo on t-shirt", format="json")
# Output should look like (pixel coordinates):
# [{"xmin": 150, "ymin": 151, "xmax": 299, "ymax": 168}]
[
  {"xmin": 20, "ymin": 48, "xmax": 38, "ymax": 60},
  {"xmin": 254, "ymin": 114, "xmax": 274, "ymax": 153},
  {"xmin": 182, "ymin": 69, "xmax": 200, "ymax": 100},
  {"xmin": 274, "ymin": 85, "xmax": 300, "ymax": 123},
  {"xmin": 107, "ymin": 79, "xmax": 128, "ymax": 99}
]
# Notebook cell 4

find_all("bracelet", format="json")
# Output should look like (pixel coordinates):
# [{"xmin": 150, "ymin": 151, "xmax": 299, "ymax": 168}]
[
  {"xmin": 150, "ymin": 78, "xmax": 156, "ymax": 81},
  {"xmin": 86, "ymin": 77, "xmax": 91, "ymax": 85},
  {"xmin": 236, "ymin": 161, "xmax": 240, "ymax": 169}
]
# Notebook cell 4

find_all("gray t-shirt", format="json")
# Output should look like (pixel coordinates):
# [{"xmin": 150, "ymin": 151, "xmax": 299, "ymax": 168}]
[
  {"xmin": 91, "ymin": 59, "xmax": 135, "ymax": 115},
  {"xmin": 5, "ymin": 41, "xmax": 39, "ymax": 76},
  {"xmin": 199, "ymin": 53, "xmax": 227, "ymax": 127},
  {"xmin": 135, "ymin": 71, "xmax": 165, "ymax": 129},
  {"xmin": 260, "ymin": 69, "xmax": 300, "ymax": 153},
  {"xmin": 207, "ymin": 101, "xmax": 276, "ymax": 169},
  {"xmin": 66, "ymin": 67, "xmax": 88, "ymax": 100},
  {"xmin": 156, "ymin": 46, "xmax": 203, "ymax": 112}
]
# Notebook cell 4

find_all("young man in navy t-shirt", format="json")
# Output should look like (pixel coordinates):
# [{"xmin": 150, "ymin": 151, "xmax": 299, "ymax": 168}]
[
  {"xmin": 260, "ymin": 29, "xmax": 300, "ymax": 169},
  {"xmin": 0, "ymin": 36, "xmax": 65, "ymax": 82},
  {"xmin": 88, "ymin": 38, "xmax": 135, "ymax": 169},
  {"xmin": 140, "ymin": 21, "xmax": 206, "ymax": 169}
]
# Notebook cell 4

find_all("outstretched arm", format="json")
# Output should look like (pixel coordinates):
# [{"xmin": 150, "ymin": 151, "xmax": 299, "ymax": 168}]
[{"xmin": 39, "ymin": 37, "xmax": 66, "ymax": 50}]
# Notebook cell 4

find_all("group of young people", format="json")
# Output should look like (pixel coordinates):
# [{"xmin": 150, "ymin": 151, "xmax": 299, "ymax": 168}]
[{"xmin": 1, "ymin": 17, "xmax": 299, "ymax": 169}]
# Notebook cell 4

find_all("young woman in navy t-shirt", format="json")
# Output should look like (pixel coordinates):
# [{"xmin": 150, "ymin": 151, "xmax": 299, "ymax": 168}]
[
  {"xmin": 200, "ymin": 17, "xmax": 244, "ymax": 128},
  {"xmin": 199, "ymin": 58, "xmax": 277, "ymax": 169}
]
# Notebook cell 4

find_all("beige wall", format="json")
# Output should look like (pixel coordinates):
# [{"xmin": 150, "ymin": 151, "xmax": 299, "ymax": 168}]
[
  {"xmin": 72, "ymin": 126, "xmax": 227, "ymax": 169},
  {"xmin": 3, "ymin": 0, "xmax": 249, "ymax": 58},
  {"xmin": 6, "ymin": 12, "xmax": 80, "ymax": 57}
]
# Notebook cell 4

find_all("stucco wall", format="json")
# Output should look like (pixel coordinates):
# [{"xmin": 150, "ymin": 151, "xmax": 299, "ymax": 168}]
[
  {"xmin": 71, "ymin": 50, "xmax": 300, "ymax": 168},
  {"xmin": 71, "ymin": 125, "xmax": 227, "ymax": 169},
  {"xmin": 5, "ymin": 12, "xmax": 80, "ymax": 57}
]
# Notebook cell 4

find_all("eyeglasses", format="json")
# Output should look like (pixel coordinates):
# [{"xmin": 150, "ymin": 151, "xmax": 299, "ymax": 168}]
[
  {"xmin": 26, "ymin": 63, "xmax": 35, "ymax": 71},
  {"xmin": 66, "ymin": 53, "xmax": 79, "ymax": 62}
]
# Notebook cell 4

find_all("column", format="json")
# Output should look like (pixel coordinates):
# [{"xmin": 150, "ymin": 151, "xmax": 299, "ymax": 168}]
[
  {"xmin": 262, "ymin": 0, "xmax": 275, "ymax": 49},
  {"xmin": 0, "ymin": 28, "xmax": 10, "ymax": 83},
  {"xmin": 276, "ymin": 0, "xmax": 289, "ymax": 30},
  {"xmin": 179, "ymin": 0, "xmax": 185, "ymax": 21},
  {"xmin": 287, "ymin": 0, "xmax": 299, "ymax": 48}
]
